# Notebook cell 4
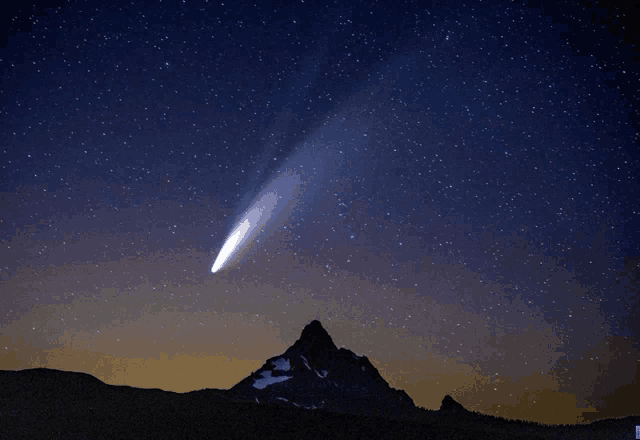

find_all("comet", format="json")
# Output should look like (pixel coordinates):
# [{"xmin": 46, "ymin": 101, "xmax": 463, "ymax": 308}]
[
  {"xmin": 211, "ymin": 111, "xmax": 371, "ymax": 274},
  {"xmin": 211, "ymin": 170, "xmax": 303, "ymax": 273}
]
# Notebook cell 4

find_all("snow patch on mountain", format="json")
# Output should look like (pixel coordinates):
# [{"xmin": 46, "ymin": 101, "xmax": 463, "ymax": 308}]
[
  {"xmin": 271, "ymin": 357, "xmax": 290, "ymax": 371},
  {"xmin": 293, "ymin": 402, "xmax": 320, "ymax": 410},
  {"xmin": 253, "ymin": 370, "xmax": 292, "ymax": 389},
  {"xmin": 314, "ymin": 369, "xmax": 328, "ymax": 378}
]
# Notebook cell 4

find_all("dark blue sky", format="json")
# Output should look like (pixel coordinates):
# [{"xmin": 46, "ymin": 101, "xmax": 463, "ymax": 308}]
[{"xmin": 2, "ymin": 0, "xmax": 639, "ymax": 424}]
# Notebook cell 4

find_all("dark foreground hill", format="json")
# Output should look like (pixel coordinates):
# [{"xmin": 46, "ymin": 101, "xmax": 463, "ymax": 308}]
[
  {"xmin": 1, "ymin": 368, "xmax": 637, "ymax": 440},
  {"xmin": 1, "ymin": 321, "xmax": 637, "ymax": 439}
]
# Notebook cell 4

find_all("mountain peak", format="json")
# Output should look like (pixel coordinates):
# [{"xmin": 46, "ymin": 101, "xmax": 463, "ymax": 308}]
[
  {"xmin": 288, "ymin": 319, "xmax": 338, "ymax": 368},
  {"xmin": 299, "ymin": 320, "xmax": 336, "ymax": 348},
  {"xmin": 287, "ymin": 320, "xmax": 338, "ymax": 364},
  {"xmin": 304, "ymin": 319, "xmax": 324, "ymax": 331}
]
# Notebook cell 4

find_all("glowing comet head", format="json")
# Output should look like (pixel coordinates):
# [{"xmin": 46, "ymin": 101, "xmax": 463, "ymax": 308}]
[
  {"xmin": 211, "ymin": 171, "xmax": 302, "ymax": 273},
  {"xmin": 211, "ymin": 218, "xmax": 251, "ymax": 273}
]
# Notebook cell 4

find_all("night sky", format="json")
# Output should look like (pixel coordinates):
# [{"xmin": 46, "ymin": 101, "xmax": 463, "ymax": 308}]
[{"xmin": 2, "ymin": 0, "xmax": 639, "ymax": 425}]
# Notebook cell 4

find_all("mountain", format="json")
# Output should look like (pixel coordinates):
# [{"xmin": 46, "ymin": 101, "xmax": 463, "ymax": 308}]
[{"xmin": 228, "ymin": 320, "xmax": 418, "ymax": 418}]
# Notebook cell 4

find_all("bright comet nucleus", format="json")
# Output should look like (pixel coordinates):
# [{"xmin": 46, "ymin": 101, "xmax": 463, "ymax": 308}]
[
  {"xmin": 211, "ymin": 218, "xmax": 251, "ymax": 273},
  {"xmin": 211, "ymin": 192, "xmax": 277, "ymax": 273}
]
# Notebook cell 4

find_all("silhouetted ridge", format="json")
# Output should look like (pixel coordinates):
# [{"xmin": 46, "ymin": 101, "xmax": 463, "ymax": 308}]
[{"xmin": 3, "ymin": 367, "xmax": 637, "ymax": 440}]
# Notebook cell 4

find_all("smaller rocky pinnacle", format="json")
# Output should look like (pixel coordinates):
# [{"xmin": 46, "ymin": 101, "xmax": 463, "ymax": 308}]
[{"xmin": 440, "ymin": 394, "xmax": 466, "ymax": 413}]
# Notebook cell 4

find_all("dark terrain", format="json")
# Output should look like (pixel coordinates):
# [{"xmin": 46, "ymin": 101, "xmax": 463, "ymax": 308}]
[{"xmin": 1, "ymin": 321, "xmax": 637, "ymax": 439}]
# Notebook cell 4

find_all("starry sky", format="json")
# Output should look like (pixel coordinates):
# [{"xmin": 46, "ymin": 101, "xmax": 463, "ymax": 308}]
[{"xmin": 2, "ymin": 0, "xmax": 639, "ymax": 425}]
